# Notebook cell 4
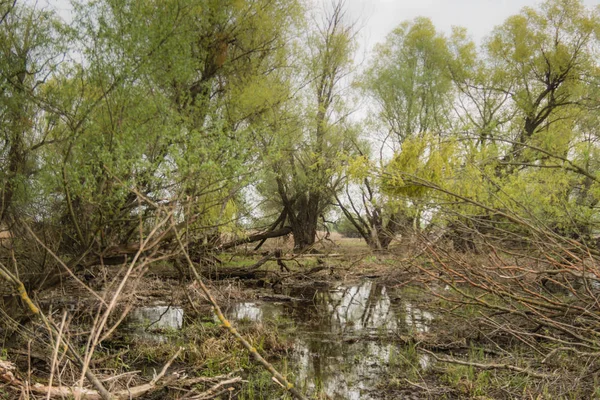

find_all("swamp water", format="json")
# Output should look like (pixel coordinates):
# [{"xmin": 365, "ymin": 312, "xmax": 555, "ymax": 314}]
[
  {"xmin": 125, "ymin": 305, "xmax": 184, "ymax": 342},
  {"xmin": 125, "ymin": 281, "xmax": 433, "ymax": 399}
]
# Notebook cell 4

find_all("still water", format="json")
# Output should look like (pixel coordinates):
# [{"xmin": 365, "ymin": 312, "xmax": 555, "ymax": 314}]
[
  {"xmin": 126, "ymin": 305, "xmax": 184, "ymax": 342},
  {"xmin": 125, "ymin": 281, "xmax": 433, "ymax": 399},
  {"xmin": 227, "ymin": 281, "xmax": 433, "ymax": 400}
]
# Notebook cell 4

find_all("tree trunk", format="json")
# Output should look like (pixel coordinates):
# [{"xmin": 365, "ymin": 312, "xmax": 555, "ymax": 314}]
[
  {"xmin": 0, "ymin": 53, "xmax": 28, "ymax": 224},
  {"xmin": 291, "ymin": 208, "xmax": 319, "ymax": 251},
  {"xmin": 370, "ymin": 211, "xmax": 408, "ymax": 251}
]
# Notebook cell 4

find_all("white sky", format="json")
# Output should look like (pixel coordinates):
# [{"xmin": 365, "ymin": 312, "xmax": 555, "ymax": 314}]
[
  {"xmin": 345, "ymin": 0, "xmax": 599, "ymax": 56},
  {"xmin": 43, "ymin": 0, "xmax": 599, "ymax": 54}
]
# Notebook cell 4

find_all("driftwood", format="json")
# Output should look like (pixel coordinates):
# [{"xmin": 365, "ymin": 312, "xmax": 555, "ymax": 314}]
[
  {"xmin": 1, "ymin": 353, "xmax": 244, "ymax": 400},
  {"xmin": 0, "ymin": 348, "xmax": 187, "ymax": 399}
]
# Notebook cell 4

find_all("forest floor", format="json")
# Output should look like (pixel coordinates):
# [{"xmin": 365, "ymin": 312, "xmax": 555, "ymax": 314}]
[{"xmin": 0, "ymin": 235, "xmax": 593, "ymax": 399}]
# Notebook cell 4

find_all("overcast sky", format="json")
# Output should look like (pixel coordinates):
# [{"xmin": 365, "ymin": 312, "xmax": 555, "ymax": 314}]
[
  {"xmin": 344, "ymin": 0, "xmax": 599, "ymax": 57},
  {"xmin": 45, "ymin": 0, "xmax": 598, "ymax": 52}
]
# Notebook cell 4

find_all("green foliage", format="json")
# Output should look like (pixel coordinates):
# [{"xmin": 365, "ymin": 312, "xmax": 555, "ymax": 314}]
[
  {"xmin": 255, "ymin": 1, "xmax": 359, "ymax": 249},
  {"xmin": 1, "ymin": 0, "xmax": 600, "ymax": 282},
  {"xmin": 383, "ymin": 134, "xmax": 458, "ymax": 198},
  {"xmin": 375, "ymin": 0, "xmax": 600, "ymax": 240},
  {"xmin": 0, "ymin": 0, "xmax": 308, "ymax": 278},
  {"xmin": 361, "ymin": 17, "xmax": 454, "ymax": 143},
  {"xmin": 346, "ymin": 154, "xmax": 371, "ymax": 181},
  {"xmin": 484, "ymin": 0, "xmax": 598, "ymax": 141},
  {"xmin": 0, "ymin": 3, "xmax": 72, "ymax": 222},
  {"xmin": 333, "ymin": 215, "xmax": 362, "ymax": 238}
]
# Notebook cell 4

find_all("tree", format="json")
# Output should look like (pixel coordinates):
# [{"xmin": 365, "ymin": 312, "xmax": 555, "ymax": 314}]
[
  {"xmin": 339, "ymin": 17, "xmax": 455, "ymax": 250},
  {"xmin": 473, "ymin": 0, "xmax": 600, "ymax": 238},
  {"xmin": 261, "ymin": 0, "xmax": 358, "ymax": 251},
  {"xmin": 448, "ymin": 27, "xmax": 516, "ymax": 146},
  {"xmin": 485, "ymin": 0, "xmax": 600, "ymax": 164},
  {"xmin": 0, "ymin": 3, "xmax": 69, "ymax": 225},
  {"xmin": 38, "ymin": 0, "xmax": 305, "ymax": 262},
  {"xmin": 335, "ymin": 143, "xmax": 411, "ymax": 250},
  {"xmin": 362, "ymin": 17, "xmax": 454, "ymax": 145}
]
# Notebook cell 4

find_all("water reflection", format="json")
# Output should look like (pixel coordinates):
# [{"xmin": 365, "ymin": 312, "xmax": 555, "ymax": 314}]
[
  {"xmin": 324, "ymin": 283, "xmax": 397, "ymax": 333},
  {"xmin": 405, "ymin": 303, "xmax": 434, "ymax": 333},
  {"xmin": 229, "ymin": 302, "xmax": 282, "ymax": 322},
  {"xmin": 126, "ymin": 305, "xmax": 183, "ymax": 342},
  {"xmin": 294, "ymin": 339, "xmax": 392, "ymax": 400},
  {"xmin": 228, "ymin": 281, "xmax": 433, "ymax": 400}
]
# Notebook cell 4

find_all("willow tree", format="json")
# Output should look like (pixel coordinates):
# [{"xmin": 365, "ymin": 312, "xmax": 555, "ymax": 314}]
[
  {"xmin": 472, "ymin": 0, "xmax": 600, "ymax": 239},
  {"xmin": 259, "ymin": 2, "xmax": 355, "ymax": 250},
  {"xmin": 35, "ymin": 0, "xmax": 305, "ymax": 264},
  {"xmin": 0, "ymin": 3, "xmax": 69, "ymax": 226},
  {"xmin": 363, "ymin": 17, "xmax": 454, "ymax": 144},
  {"xmin": 485, "ymin": 0, "xmax": 600, "ymax": 165},
  {"xmin": 448, "ymin": 27, "xmax": 515, "ymax": 146},
  {"xmin": 0, "ymin": 2, "xmax": 88, "ymax": 289},
  {"xmin": 380, "ymin": 0, "xmax": 600, "ymax": 247},
  {"xmin": 338, "ymin": 17, "xmax": 455, "ymax": 249},
  {"xmin": 336, "ymin": 144, "xmax": 408, "ymax": 250}
]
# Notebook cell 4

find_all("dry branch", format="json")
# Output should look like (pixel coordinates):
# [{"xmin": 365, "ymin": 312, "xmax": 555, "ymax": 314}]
[
  {"xmin": 0, "ymin": 348, "xmax": 184, "ymax": 399},
  {"xmin": 0, "ymin": 261, "xmax": 112, "ymax": 399},
  {"xmin": 218, "ymin": 226, "xmax": 292, "ymax": 250},
  {"xmin": 421, "ymin": 349, "xmax": 553, "ymax": 379},
  {"xmin": 185, "ymin": 377, "xmax": 243, "ymax": 400},
  {"xmin": 172, "ymin": 223, "xmax": 308, "ymax": 400}
]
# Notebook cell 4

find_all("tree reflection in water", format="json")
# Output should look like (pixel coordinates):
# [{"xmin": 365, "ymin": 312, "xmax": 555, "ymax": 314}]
[{"xmin": 228, "ymin": 281, "xmax": 433, "ymax": 399}]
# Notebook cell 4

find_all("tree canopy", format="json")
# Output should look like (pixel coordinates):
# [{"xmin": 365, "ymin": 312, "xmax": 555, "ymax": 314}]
[{"xmin": 0, "ymin": 0, "xmax": 598, "ymax": 267}]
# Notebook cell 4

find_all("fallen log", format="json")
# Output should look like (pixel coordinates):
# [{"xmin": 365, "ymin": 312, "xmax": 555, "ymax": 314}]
[
  {"xmin": 81, "ymin": 227, "xmax": 292, "ymax": 269},
  {"xmin": 202, "ymin": 268, "xmax": 271, "ymax": 280},
  {"xmin": 218, "ymin": 227, "xmax": 292, "ymax": 250},
  {"xmin": 201, "ymin": 264, "xmax": 330, "ymax": 281},
  {"xmin": 0, "ymin": 348, "xmax": 185, "ymax": 399},
  {"xmin": 254, "ymin": 209, "xmax": 288, "ymax": 251}
]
